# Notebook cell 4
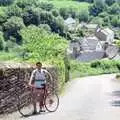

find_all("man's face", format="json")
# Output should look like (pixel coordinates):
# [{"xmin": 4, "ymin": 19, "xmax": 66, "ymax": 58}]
[{"xmin": 36, "ymin": 64, "xmax": 42, "ymax": 70}]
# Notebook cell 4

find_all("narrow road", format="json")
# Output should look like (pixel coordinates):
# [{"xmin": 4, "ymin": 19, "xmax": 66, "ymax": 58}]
[{"xmin": 1, "ymin": 74, "xmax": 120, "ymax": 120}]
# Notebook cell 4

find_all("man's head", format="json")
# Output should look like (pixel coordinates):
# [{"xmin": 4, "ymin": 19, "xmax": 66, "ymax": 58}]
[{"xmin": 36, "ymin": 62, "xmax": 42, "ymax": 70}]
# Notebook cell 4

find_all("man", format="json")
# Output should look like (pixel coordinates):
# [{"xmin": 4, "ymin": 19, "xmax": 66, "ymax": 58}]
[{"xmin": 29, "ymin": 62, "xmax": 52, "ymax": 114}]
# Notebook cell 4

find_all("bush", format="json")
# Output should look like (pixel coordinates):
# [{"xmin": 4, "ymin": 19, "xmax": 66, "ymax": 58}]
[
  {"xmin": 7, "ymin": 5, "xmax": 22, "ymax": 17},
  {"xmin": 89, "ymin": 1, "xmax": 105, "ymax": 16},
  {"xmin": 105, "ymin": 0, "xmax": 116, "ymax": 6},
  {"xmin": 52, "ymin": 9, "xmax": 59, "ymax": 17},
  {"xmin": 108, "ymin": 3, "xmax": 120, "ymax": 14},
  {"xmin": 39, "ymin": 2, "xmax": 54, "ymax": 11},
  {"xmin": 0, "ymin": 31, "xmax": 4, "ymax": 50},
  {"xmin": 38, "ymin": 24, "xmax": 51, "ymax": 32},
  {"xmin": 23, "ymin": 7, "xmax": 42, "ymax": 26},
  {"xmin": 91, "ymin": 60, "xmax": 101, "ymax": 68},
  {"xmin": 16, "ymin": 0, "xmax": 37, "ymax": 9},
  {"xmin": 77, "ymin": 10, "xmax": 89, "ymax": 22},
  {"xmin": 0, "ymin": 0, "xmax": 14, "ymax": 6},
  {"xmin": 59, "ymin": 8, "xmax": 69, "ymax": 19},
  {"xmin": 91, "ymin": 17, "xmax": 104, "ymax": 26},
  {"xmin": 111, "ymin": 16, "xmax": 120, "ymax": 27},
  {"xmin": 0, "ymin": 8, "xmax": 8, "ymax": 23},
  {"xmin": 3, "ymin": 16, "xmax": 25, "ymax": 44}
]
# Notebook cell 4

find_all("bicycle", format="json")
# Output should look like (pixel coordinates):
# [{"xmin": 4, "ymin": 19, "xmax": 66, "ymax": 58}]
[{"xmin": 17, "ymin": 81, "xmax": 59, "ymax": 117}]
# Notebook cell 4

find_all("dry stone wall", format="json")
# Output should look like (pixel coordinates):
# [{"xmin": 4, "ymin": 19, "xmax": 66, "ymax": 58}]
[{"xmin": 0, "ymin": 62, "xmax": 58, "ymax": 114}]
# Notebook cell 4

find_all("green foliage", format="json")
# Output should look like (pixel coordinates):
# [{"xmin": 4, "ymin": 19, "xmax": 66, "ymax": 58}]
[
  {"xmin": 108, "ymin": 3, "xmax": 120, "ymax": 14},
  {"xmin": 111, "ymin": 15, "xmax": 120, "ymax": 27},
  {"xmin": 105, "ymin": 0, "xmax": 116, "ymax": 6},
  {"xmin": 7, "ymin": 4, "xmax": 22, "ymax": 17},
  {"xmin": 0, "ymin": 8, "xmax": 8, "ymax": 23},
  {"xmin": 91, "ymin": 17, "xmax": 104, "ymax": 26},
  {"xmin": 71, "ymin": 60, "xmax": 120, "ymax": 78},
  {"xmin": 89, "ymin": 0, "xmax": 105, "ymax": 16},
  {"xmin": 52, "ymin": 9, "xmax": 59, "ymax": 17},
  {"xmin": 0, "ymin": 31, "xmax": 4, "ymax": 50},
  {"xmin": 3, "ymin": 16, "xmax": 25, "ymax": 44},
  {"xmin": 39, "ymin": 2, "xmax": 54, "ymax": 11},
  {"xmin": 16, "ymin": 0, "xmax": 37, "ymax": 9},
  {"xmin": 38, "ymin": 24, "xmax": 51, "ymax": 32},
  {"xmin": 0, "ymin": 0, "xmax": 14, "ymax": 6},
  {"xmin": 23, "ymin": 7, "xmax": 42, "ymax": 26},
  {"xmin": 78, "ymin": 10, "xmax": 89, "ymax": 22},
  {"xmin": 20, "ymin": 25, "xmax": 68, "ymax": 61},
  {"xmin": 59, "ymin": 8, "xmax": 69, "ymax": 19}
]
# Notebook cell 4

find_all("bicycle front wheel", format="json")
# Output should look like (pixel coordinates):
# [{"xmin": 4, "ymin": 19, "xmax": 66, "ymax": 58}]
[
  {"xmin": 45, "ymin": 92, "xmax": 59, "ymax": 112},
  {"xmin": 17, "ymin": 90, "xmax": 34, "ymax": 117}
]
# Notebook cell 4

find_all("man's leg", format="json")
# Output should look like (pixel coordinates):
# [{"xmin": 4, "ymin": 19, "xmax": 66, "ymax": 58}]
[
  {"xmin": 39, "ymin": 89, "xmax": 45, "ymax": 112},
  {"xmin": 32, "ymin": 89, "xmax": 37, "ymax": 114}
]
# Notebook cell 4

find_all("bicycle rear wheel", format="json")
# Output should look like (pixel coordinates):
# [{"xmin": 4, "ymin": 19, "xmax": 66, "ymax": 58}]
[
  {"xmin": 17, "ymin": 90, "xmax": 34, "ymax": 117},
  {"xmin": 45, "ymin": 92, "xmax": 59, "ymax": 112}
]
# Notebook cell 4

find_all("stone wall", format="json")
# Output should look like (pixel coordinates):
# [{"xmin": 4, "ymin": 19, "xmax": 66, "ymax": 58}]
[{"xmin": 0, "ymin": 62, "xmax": 58, "ymax": 114}]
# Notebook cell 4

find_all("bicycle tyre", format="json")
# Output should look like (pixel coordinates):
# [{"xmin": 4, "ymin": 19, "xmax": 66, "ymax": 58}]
[
  {"xmin": 44, "ymin": 92, "xmax": 59, "ymax": 112},
  {"xmin": 17, "ymin": 90, "xmax": 34, "ymax": 117}
]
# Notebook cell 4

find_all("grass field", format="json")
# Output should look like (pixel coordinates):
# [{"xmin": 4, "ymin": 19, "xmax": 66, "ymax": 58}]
[{"xmin": 41, "ymin": 0, "xmax": 90, "ymax": 11}]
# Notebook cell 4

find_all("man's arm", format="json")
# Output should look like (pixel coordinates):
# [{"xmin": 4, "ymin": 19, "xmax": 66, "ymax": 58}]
[
  {"xmin": 44, "ymin": 69, "xmax": 53, "ymax": 82},
  {"xmin": 29, "ymin": 70, "xmax": 35, "ymax": 85}
]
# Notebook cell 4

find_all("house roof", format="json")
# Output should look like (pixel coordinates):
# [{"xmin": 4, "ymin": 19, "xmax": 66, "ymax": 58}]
[
  {"xmin": 95, "ymin": 27, "xmax": 114, "ymax": 41},
  {"xmin": 77, "ymin": 51, "xmax": 105, "ymax": 62},
  {"xmin": 84, "ymin": 24, "xmax": 98, "ymax": 29},
  {"xmin": 105, "ymin": 45, "xmax": 119, "ymax": 59},
  {"xmin": 81, "ymin": 36, "xmax": 100, "ymax": 51},
  {"xmin": 104, "ymin": 28, "xmax": 114, "ymax": 35},
  {"xmin": 112, "ymin": 54, "xmax": 120, "ymax": 60},
  {"xmin": 64, "ymin": 17, "xmax": 76, "ymax": 25}
]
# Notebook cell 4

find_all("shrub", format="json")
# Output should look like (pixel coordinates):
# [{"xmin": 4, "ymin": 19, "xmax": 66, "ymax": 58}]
[
  {"xmin": 3, "ymin": 16, "xmax": 25, "ymax": 44},
  {"xmin": 111, "ymin": 16, "xmax": 120, "ymax": 27},
  {"xmin": 105, "ymin": 0, "xmax": 116, "ymax": 6},
  {"xmin": 39, "ymin": 2, "xmax": 54, "ymax": 11},
  {"xmin": 91, "ymin": 60, "xmax": 101, "ymax": 68},
  {"xmin": 0, "ymin": 31, "xmax": 4, "ymax": 50},
  {"xmin": 16, "ymin": 0, "xmax": 37, "ymax": 9},
  {"xmin": 59, "ymin": 8, "xmax": 69, "ymax": 19},
  {"xmin": 108, "ymin": 3, "xmax": 120, "ymax": 14},
  {"xmin": 52, "ymin": 9, "xmax": 59, "ymax": 17},
  {"xmin": 77, "ymin": 10, "xmax": 89, "ymax": 22},
  {"xmin": 0, "ymin": 0, "xmax": 14, "ymax": 6},
  {"xmin": 38, "ymin": 24, "xmax": 51, "ymax": 32},
  {"xmin": 7, "ymin": 5, "xmax": 22, "ymax": 17},
  {"xmin": 0, "ymin": 8, "xmax": 8, "ymax": 23}
]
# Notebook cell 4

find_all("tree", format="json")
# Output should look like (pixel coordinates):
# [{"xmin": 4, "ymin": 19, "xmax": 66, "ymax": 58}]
[
  {"xmin": 0, "ymin": 9, "xmax": 8, "ymax": 23},
  {"xmin": 111, "ymin": 15, "xmax": 120, "ymax": 27},
  {"xmin": 39, "ymin": 2, "xmax": 54, "ymax": 11},
  {"xmin": 0, "ymin": 0, "xmax": 14, "ymax": 6},
  {"xmin": 91, "ymin": 17, "xmax": 104, "ymax": 26},
  {"xmin": 59, "ymin": 8, "xmax": 69, "ymax": 19},
  {"xmin": 52, "ymin": 9, "xmax": 59, "ymax": 17},
  {"xmin": 23, "ymin": 7, "xmax": 42, "ymax": 26},
  {"xmin": 20, "ymin": 25, "xmax": 68, "ymax": 61},
  {"xmin": 38, "ymin": 24, "xmax": 51, "ymax": 32},
  {"xmin": 89, "ymin": 0, "xmax": 105, "ymax": 16},
  {"xmin": 108, "ymin": 3, "xmax": 120, "ymax": 14},
  {"xmin": 0, "ymin": 31, "xmax": 4, "ymax": 50},
  {"xmin": 16, "ymin": 0, "xmax": 37, "ymax": 9},
  {"xmin": 105, "ymin": 0, "xmax": 116, "ymax": 6},
  {"xmin": 7, "ymin": 5, "xmax": 22, "ymax": 17},
  {"xmin": 78, "ymin": 10, "xmax": 89, "ymax": 22},
  {"xmin": 3, "ymin": 16, "xmax": 25, "ymax": 44}
]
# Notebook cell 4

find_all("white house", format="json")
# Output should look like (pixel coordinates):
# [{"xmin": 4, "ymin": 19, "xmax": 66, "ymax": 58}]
[
  {"xmin": 64, "ymin": 17, "xmax": 77, "ymax": 31},
  {"xmin": 95, "ymin": 27, "xmax": 114, "ymax": 44},
  {"xmin": 81, "ymin": 36, "xmax": 103, "ymax": 51}
]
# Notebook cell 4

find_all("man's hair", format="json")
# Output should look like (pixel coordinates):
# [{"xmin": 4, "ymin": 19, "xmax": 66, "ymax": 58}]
[{"xmin": 36, "ymin": 62, "xmax": 42, "ymax": 66}]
